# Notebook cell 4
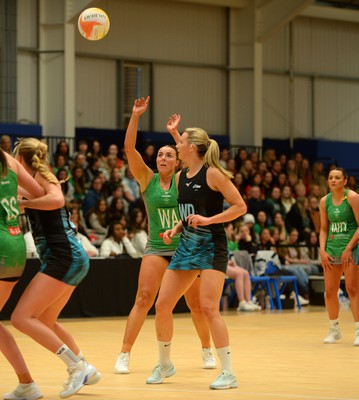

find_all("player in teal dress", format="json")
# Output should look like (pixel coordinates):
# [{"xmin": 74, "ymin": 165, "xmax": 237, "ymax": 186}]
[
  {"xmin": 147, "ymin": 124, "xmax": 247, "ymax": 390},
  {"xmin": 12, "ymin": 138, "xmax": 100, "ymax": 399}
]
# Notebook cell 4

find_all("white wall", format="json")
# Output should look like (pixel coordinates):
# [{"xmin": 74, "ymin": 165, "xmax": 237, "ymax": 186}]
[
  {"xmin": 16, "ymin": 0, "xmax": 359, "ymax": 142},
  {"xmin": 262, "ymin": 16, "xmax": 359, "ymax": 142}
]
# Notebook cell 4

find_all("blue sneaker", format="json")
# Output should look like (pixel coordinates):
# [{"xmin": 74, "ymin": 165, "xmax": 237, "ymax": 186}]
[
  {"xmin": 146, "ymin": 362, "xmax": 176, "ymax": 384},
  {"xmin": 209, "ymin": 370, "xmax": 238, "ymax": 390}
]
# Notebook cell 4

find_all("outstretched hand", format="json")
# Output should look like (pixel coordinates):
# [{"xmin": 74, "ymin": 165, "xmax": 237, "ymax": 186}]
[
  {"xmin": 133, "ymin": 96, "xmax": 150, "ymax": 117},
  {"xmin": 167, "ymin": 114, "xmax": 181, "ymax": 135}
]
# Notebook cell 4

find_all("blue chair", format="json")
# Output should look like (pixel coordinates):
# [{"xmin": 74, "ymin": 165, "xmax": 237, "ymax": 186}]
[
  {"xmin": 250, "ymin": 276, "xmax": 275, "ymax": 310},
  {"xmin": 220, "ymin": 276, "xmax": 277, "ymax": 310},
  {"xmin": 220, "ymin": 278, "xmax": 236, "ymax": 310},
  {"xmin": 269, "ymin": 276, "xmax": 301, "ymax": 310}
]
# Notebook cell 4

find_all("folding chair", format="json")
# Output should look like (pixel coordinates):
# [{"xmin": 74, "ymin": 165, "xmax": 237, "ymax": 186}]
[
  {"xmin": 250, "ymin": 276, "xmax": 275, "ymax": 310},
  {"xmin": 270, "ymin": 276, "xmax": 301, "ymax": 310}
]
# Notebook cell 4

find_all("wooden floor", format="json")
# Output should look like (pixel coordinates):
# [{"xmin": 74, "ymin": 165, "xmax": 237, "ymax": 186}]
[{"xmin": 1, "ymin": 306, "xmax": 358, "ymax": 400}]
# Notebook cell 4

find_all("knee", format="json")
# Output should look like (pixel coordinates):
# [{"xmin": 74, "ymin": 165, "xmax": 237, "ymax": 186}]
[
  {"xmin": 325, "ymin": 285, "xmax": 338, "ymax": 299},
  {"xmin": 11, "ymin": 311, "xmax": 26, "ymax": 331},
  {"xmin": 135, "ymin": 290, "xmax": 153, "ymax": 310},
  {"xmin": 243, "ymin": 269, "xmax": 250, "ymax": 279},
  {"xmin": 200, "ymin": 302, "xmax": 218, "ymax": 320},
  {"xmin": 345, "ymin": 283, "xmax": 357, "ymax": 298},
  {"xmin": 155, "ymin": 297, "xmax": 172, "ymax": 317},
  {"xmin": 187, "ymin": 300, "xmax": 202, "ymax": 315}
]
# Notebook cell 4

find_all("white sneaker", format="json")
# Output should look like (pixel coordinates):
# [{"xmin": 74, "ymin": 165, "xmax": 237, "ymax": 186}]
[
  {"xmin": 290, "ymin": 292, "xmax": 309, "ymax": 306},
  {"xmin": 86, "ymin": 371, "xmax": 102, "ymax": 385},
  {"xmin": 59, "ymin": 360, "xmax": 97, "ymax": 398},
  {"xmin": 114, "ymin": 352, "xmax": 130, "ymax": 374},
  {"xmin": 354, "ymin": 329, "xmax": 359, "ymax": 346},
  {"xmin": 201, "ymin": 348, "xmax": 217, "ymax": 369},
  {"xmin": 248, "ymin": 300, "xmax": 262, "ymax": 311},
  {"xmin": 63, "ymin": 360, "xmax": 101, "ymax": 388},
  {"xmin": 209, "ymin": 369, "xmax": 238, "ymax": 390},
  {"xmin": 146, "ymin": 362, "xmax": 176, "ymax": 384},
  {"xmin": 3, "ymin": 383, "xmax": 43, "ymax": 400},
  {"xmin": 323, "ymin": 325, "xmax": 342, "ymax": 344},
  {"xmin": 237, "ymin": 300, "xmax": 255, "ymax": 311}
]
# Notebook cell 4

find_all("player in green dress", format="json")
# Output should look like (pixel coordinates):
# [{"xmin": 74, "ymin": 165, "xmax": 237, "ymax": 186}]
[
  {"xmin": 0, "ymin": 148, "xmax": 45, "ymax": 400},
  {"xmin": 114, "ymin": 97, "xmax": 217, "ymax": 374},
  {"xmin": 319, "ymin": 167, "xmax": 359, "ymax": 345}
]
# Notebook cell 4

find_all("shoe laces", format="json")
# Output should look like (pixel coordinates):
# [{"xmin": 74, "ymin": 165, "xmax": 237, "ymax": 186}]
[
  {"xmin": 118, "ymin": 352, "xmax": 129, "ymax": 365},
  {"xmin": 327, "ymin": 325, "xmax": 339, "ymax": 336},
  {"xmin": 150, "ymin": 364, "xmax": 162, "ymax": 378},
  {"xmin": 151, "ymin": 362, "xmax": 170, "ymax": 378},
  {"xmin": 65, "ymin": 363, "xmax": 83, "ymax": 389},
  {"xmin": 202, "ymin": 348, "xmax": 215, "ymax": 359}
]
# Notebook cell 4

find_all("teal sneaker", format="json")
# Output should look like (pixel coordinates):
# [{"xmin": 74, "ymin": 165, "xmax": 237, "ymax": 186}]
[
  {"xmin": 146, "ymin": 362, "xmax": 176, "ymax": 384},
  {"xmin": 209, "ymin": 370, "xmax": 238, "ymax": 390}
]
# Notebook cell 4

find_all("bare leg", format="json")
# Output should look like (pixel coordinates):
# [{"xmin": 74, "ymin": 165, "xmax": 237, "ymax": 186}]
[
  {"xmin": 323, "ymin": 265, "xmax": 344, "ymax": 320},
  {"xmin": 38, "ymin": 292, "xmax": 79, "ymax": 355},
  {"xmin": 121, "ymin": 256, "xmax": 168, "ymax": 353},
  {"xmin": 226, "ymin": 265, "xmax": 245, "ymax": 302},
  {"xmin": 0, "ymin": 280, "xmax": 33, "ymax": 383},
  {"xmin": 199, "ymin": 270, "xmax": 228, "ymax": 348},
  {"xmin": 184, "ymin": 276, "xmax": 211, "ymax": 348},
  {"xmin": 11, "ymin": 273, "xmax": 75, "ymax": 352},
  {"xmin": 155, "ymin": 270, "xmax": 199, "ymax": 342},
  {"xmin": 343, "ymin": 262, "xmax": 359, "ymax": 321}
]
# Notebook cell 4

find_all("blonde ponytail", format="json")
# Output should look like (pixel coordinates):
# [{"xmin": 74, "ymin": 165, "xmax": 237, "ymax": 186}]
[
  {"xmin": 13, "ymin": 138, "xmax": 58, "ymax": 184},
  {"xmin": 185, "ymin": 128, "xmax": 233, "ymax": 179}
]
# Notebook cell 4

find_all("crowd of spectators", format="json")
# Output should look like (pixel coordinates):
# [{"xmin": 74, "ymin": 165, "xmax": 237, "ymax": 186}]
[
  {"xmin": 3, "ymin": 134, "xmax": 358, "ymax": 273},
  {"xmin": 220, "ymin": 146, "xmax": 358, "ymax": 304}
]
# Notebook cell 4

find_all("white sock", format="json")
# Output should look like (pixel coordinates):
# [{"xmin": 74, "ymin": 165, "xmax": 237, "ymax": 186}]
[
  {"xmin": 330, "ymin": 319, "xmax": 339, "ymax": 327},
  {"xmin": 19, "ymin": 383, "xmax": 33, "ymax": 388},
  {"xmin": 77, "ymin": 350, "xmax": 85, "ymax": 361},
  {"xmin": 158, "ymin": 341, "xmax": 171, "ymax": 365},
  {"xmin": 56, "ymin": 344, "xmax": 80, "ymax": 366},
  {"xmin": 216, "ymin": 346, "xmax": 234, "ymax": 374}
]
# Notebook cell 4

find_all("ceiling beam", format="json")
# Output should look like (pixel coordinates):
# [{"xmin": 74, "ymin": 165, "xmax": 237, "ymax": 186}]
[
  {"xmin": 162, "ymin": 0, "xmax": 248, "ymax": 8},
  {"xmin": 301, "ymin": 4, "xmax": 359, "ymax": 23},
  {"xmin": 256, "ymin": 0, "xmax": 315, "ymax": 42},
  {"xmin": 65, "ymin": 0, "xmax": 95, "ymax": 22}
]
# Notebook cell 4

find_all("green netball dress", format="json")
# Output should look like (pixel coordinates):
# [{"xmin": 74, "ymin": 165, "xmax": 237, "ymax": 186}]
[
  {"xmin": 325, "ymin": 189, "xmax": 357, "ymax": 261},
  {"xmin": 142, "ymin": 173, "xmax": 180, "ymax": 256},
  {"xmin": 0, "ymin": 168, "xmax": 26, "ymax": 279}
]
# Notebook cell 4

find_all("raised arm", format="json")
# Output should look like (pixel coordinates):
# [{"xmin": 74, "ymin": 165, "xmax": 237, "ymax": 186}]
[
  {"xmin": 124, "ymin": 96, "xmax": 153, "ymax": 190},
  {"xmin": 166, "ymin": 114, "xmax": 182, "ymax": 144}
]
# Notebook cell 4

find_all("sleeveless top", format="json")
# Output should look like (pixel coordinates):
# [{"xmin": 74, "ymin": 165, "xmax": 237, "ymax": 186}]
[
  {"xmin": 142, "ymin": 173, "xmax": 180, "ymax": 254},
  {"xmin": 0, "ymin": 168, "xmax": 26, "ymax": 278},
  {"xmin": 177, "ymin": 166, "xmax": 224, "ymax": 228},
  {"xmin": 325, "ymin": 189, "xmax": 358, "ymax": 257},
  {"xmin": 168, "ymin": 165, "xmax": 228, "ymax": 272},
  {"xmin": 26, "ymin": 205, "xmax": 80, "ymax": 265}
]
